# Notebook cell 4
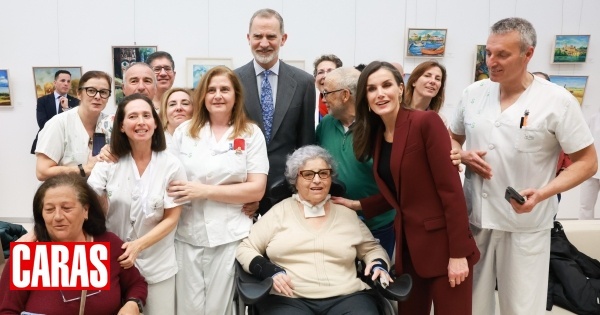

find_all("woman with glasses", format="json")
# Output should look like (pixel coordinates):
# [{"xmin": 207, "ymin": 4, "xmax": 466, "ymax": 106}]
[
  {"xmin": 236, "ymin": 145, "xmax": 392, "ymax": 315},
  {"xmin": 87, "ymin": 94, "xmax": 187, "ymax": 315},
  {"xmin": 313, "ymin": 54, "xmax": 343, "ymax": 122},
  {"xmin": 167, "ymin": 66, "xmax": 268, "ymax": 315},
  {"xmin": 349, "ymin": 61, "xmax": 479, "ymax": 315},
  {"xmin": 35, "ymin": 70, "xmax": 112, "ymax": 181},
  {"xmin": 0, "ymin": 173, "xmax": 147, "ymax": 315}
]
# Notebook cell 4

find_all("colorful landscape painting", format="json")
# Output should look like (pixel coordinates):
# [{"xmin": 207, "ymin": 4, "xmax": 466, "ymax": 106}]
[
  {"xmin": 549, "ymin": 75, "xmax": 588, "ymax": 105},
  {"xmin": 474, "ymin": 45, "xmax": 489, "ymax": 81},
  {"xmin": 0, "ymin": 69, "xmax": 10, "ymax": 106},
  {"xmin": 552, "ymin": 35, "xmax": 590, "ymax": 63},
  {"xmin": 407, "ymin": 28, "xmax": 447, "ymax": 57},
  {"xmin": 32, "ymin": 67, "xmax": 82, "ymax": 99}
]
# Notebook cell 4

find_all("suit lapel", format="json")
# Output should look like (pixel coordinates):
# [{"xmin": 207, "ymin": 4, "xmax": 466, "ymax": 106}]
[
  {"xmin": 239, "ymin": 61, "xmax": 264, "ymax": 130},
  {"xmin": 391, "ymin": 109, "xmax": 411, "ymax": 197},
  {"xmin": 272, "ymin": 62, "xmax": 296, "ymax": 140},
  {"xmin": 372, "ymin": 127, "xmax": 401, "ymax": 211}
]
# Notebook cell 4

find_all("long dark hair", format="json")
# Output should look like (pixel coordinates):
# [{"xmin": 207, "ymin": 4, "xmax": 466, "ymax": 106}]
[
  {"xmin": 33, "ymin": 174, "xmax": 106, "ymax": 242},
  {"xmin": 110, "ymin": 93, "xmax": 166, "ymax": 157},
  {"xmin": 352, "ymin": 61, "xmax": 407, "ymax": 162}
]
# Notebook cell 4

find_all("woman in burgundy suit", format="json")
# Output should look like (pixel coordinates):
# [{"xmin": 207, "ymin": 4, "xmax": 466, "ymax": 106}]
[{"xmin": 335, "ymin": 61, "xmax": 479, "ymax": 315}]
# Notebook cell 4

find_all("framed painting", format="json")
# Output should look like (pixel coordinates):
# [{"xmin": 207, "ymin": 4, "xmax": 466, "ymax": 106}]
[
  {"xmin": 32, "ymin": 67, "xmax": 82, "ymax": 99},
  {"xmin": 549, "ymin": 75, "xmax": 588, "ymax": 105},
  {"xmin": 552, "ymin": 35, "xmax": 590, "ymax": 63},
  {"xmin": 407, "ymin": 28, "xmax": 447, "ymax": 57},
  {"xmin": 186, "ymin": 58, "xmax": 233, "ymax": 89},
  {"xmin": 112, "ymin": 46, "xmax": 157, "ymax": 103},
  {"xmin": 474, "ymin": 45, "xmax": 489, "ymax": 81},
  {"xmin": 283, "ymin": 59, "xmax": 306, "ymax": 72},
  {"xmin": 0, "ymin": 69, "xmax": 11, "ymax": 106}
]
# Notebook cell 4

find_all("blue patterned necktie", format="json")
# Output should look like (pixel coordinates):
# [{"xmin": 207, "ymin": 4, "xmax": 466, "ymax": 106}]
[{"xmin": 260, "ymin": 70, "xmax": 274, "ymax": 143}]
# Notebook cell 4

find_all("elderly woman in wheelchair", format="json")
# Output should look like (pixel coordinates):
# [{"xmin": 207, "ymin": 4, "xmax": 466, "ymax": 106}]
[{"xmin": 236, "ymin": 145, "xmax": 408, "ymax": 315}]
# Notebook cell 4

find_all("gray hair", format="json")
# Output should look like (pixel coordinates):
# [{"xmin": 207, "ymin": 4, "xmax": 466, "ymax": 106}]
[
  {"xmin": 249, "ymin": 8, "xmax": 284, "ymax": 34},
  {"xmin": 490, "ymin": 17, "xmax": 537, "ymax": 52},
  {"xmin": 123, "ymin": 62, "xmax": 156, "ymax": 87},
  {"xmin": 326, "ymin": 67, "xmax": 360, "ymax": 97},
  {"xmin": 312, "ymin": 54, "xmax": 343, "ymax": 77},
  {"xmin": 285, "ymin": 145, "xmax": 336, "ymax": 192}
]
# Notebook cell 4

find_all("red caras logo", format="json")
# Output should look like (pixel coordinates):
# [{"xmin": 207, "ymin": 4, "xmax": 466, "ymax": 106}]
[{"xmin": 9, "ymin": 242, "xmax": 110, "ymax": 290}]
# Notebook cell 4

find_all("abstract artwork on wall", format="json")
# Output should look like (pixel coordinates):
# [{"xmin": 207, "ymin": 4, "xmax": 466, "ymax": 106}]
[
  {"xmin": 112, "ymin": 46, "xmax": 157, "ymax": 103},
  {"xmin": 474, "ymin": 45, "xmax": 489, "ymax": 82}
]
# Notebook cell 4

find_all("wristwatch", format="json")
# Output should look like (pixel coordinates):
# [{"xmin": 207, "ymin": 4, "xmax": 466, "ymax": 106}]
[{"xmin": 126, "ymin": 297, "xmax": 143, "ymax": 313}]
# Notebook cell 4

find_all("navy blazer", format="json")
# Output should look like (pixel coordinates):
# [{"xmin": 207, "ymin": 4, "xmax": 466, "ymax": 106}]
[
  {"xmin": 235, "ymin": 60, "xmax": 316, "ymax": 213},
  {"xmin": 31, "ymin": 93, "xmax": 80, "ymax": 154}
]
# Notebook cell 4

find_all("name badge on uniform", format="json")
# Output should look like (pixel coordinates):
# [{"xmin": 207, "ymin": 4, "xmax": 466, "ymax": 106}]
[{"xmin": 233, "ymin": 138, "xmax": 245, "ymax": 154}]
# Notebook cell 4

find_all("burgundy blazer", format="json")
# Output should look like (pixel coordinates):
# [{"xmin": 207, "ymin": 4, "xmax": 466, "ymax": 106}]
[{"xmin": 361, "ymin": 109, "xmax": 479, "ymax": 278}]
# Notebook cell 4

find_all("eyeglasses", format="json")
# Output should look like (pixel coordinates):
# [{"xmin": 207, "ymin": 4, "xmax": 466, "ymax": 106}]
[
  {"xmin": 60, "ymin": 290, "xmax": 101, "ymax": 303},
  {"xmin": 80, "ymin": 87, "xmax": 111, "ymax": 99},
  {"xmin": 153, "ymin": 66, "xmax": 173, "ymax": 74},
  {"xmin": 315, "ymin": 68, "xmax": 334, "ymax": 77},
  {"xmin": 298, "ymin": 169, "xmax": 332, "ymax": 180},
  {"xmin": 321, "ymin": 89, "xmax": 346, "ymax": 99}
]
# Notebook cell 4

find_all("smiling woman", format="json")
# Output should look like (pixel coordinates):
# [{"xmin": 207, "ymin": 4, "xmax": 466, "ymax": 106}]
[
  {"xmin": 168, "ymin": 65, "xmax": 268, "ymax": 314},
  {"xmin": 87, "ymin": 94, "xmax": 187, "ymax": 315},
  {"xmin": 34, "ymin": 71, "xmax": 112, "ymax": 181},
  {"xmin": 0, "ymin": 174, "xmax": 148, "ymax": 315}
]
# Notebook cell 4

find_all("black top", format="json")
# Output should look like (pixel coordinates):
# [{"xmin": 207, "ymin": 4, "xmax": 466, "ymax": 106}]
[{"xmin": 378, "ymin": 140, "xmax": 397, "ymax": 198}]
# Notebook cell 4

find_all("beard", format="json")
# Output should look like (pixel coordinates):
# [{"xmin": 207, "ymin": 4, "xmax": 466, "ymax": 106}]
[{"xmin": 252, "ymin": 50, "xmax": 277, "ymax": 65}]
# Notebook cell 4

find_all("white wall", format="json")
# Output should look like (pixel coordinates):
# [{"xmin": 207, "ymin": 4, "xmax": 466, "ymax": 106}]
[{"xmin": 1, "ymin": 0, "xmax": 599, "ymax": 222}]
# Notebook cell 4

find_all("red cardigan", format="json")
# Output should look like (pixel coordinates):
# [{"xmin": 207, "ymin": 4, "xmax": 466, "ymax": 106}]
[
  {"xmin": 361, "ymin": 109, "xmax": 480, "ymax": 278},
  {"xmin": 0, "ymin": 232, "xmax": 147, "ymax": 315}
]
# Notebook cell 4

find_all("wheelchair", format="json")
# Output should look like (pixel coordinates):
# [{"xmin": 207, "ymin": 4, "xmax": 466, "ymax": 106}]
[{"xmin": 233, "ymin": 177, "xmax": 413, "ymax": 314}]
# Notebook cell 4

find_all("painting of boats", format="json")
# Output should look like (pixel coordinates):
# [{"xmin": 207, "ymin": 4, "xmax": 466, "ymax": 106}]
[{"xmin": 407, "ymin": 28, "xmax": 447, "ymax": 57}]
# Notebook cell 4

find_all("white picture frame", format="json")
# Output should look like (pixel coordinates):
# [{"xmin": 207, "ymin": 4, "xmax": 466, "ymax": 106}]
[{"xmin": 186, "ymin": 58, "xmax": 233, "ymax": 88}]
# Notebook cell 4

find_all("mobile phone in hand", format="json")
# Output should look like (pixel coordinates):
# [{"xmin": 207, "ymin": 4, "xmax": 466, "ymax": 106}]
[
  {"xmin": 505, "ymin": 186, "xmax": 525, "ymax": 205},
  {"xmin": 92, "ymin": 133, "xmax": 106, "ymax": 156}
]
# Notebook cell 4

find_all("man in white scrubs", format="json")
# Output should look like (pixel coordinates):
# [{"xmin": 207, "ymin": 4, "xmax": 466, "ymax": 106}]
[
  {"xmin": 450, "ymin": 17, "xmax": 597, "ymax": 315},
  {"xmin": 580, "ymin": 112, "xmax": 600, "ymax": 219}
]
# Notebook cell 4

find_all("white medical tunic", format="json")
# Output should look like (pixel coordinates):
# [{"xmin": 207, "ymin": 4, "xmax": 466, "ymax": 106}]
[
  {"xmin": 450, "ymin": 76, "xmax": 593, "ymax": 232},
  {"xmin": 171, "ymin": 121, "xmax": 269, "ymax": 247},
  {"xmin": 88, "ymin": 151, "xmax": 187, "ymax": 283},
  {"xmin": 36, "ymin": 107, "xmax": 108, "ymax": 166}
]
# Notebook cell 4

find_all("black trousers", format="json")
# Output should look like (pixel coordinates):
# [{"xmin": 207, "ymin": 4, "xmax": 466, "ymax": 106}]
[{"xmin": 256, "ymin": 290, "xmax": 379, "ymax": 315}]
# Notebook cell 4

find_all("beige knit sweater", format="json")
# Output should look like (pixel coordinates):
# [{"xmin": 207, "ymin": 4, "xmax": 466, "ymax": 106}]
[{"xmin": 236, "ymin": 197, "xmax": 390, "ymax": 299}]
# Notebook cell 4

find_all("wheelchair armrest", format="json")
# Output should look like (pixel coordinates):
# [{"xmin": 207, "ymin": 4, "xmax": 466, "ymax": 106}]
[
  {"xmin": 373, "ymin": 273, "xmax": 412, "ymax": 302},
  {"xmin": 235, "ymin": 260, "xmax": 273, "ymax": 305}
]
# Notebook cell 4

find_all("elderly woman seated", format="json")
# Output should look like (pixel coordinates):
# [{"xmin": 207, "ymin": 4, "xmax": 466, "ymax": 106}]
[
  {"xmin": 0, "ymin": 174, "xmax": 147, "ymax": 315},
  {"xmin": 236, "ymin": 145, "xmax": 391, "ymax": 315}
]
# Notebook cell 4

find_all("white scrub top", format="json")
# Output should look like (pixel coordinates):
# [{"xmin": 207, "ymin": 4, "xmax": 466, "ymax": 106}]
[
  {"xmin": 450, "ymin": 76, "xmax": 593, "ymax": 232},
  {"xmin": 36, "ymin": 107, "xmax": 108, "ymax": 166},
  {"xmin": 88, "ymin": 150, "xmax": 187, "ymax": 283},
  {"xmin": 172, "ymin": 121, "xmax": 269, "ymax": 247}
]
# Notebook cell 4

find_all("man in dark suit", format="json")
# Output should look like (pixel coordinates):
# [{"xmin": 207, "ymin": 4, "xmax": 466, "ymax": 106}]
[
  {"xmin": 235, "ymin": 8, "xmax": 316, "ymax": 215},
  {"xmin": 31, "ymin": 70, "xmax": 79, "ymax": 154}
]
